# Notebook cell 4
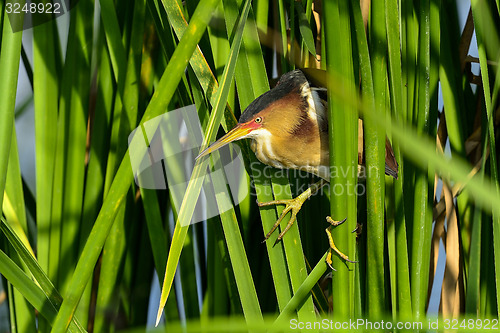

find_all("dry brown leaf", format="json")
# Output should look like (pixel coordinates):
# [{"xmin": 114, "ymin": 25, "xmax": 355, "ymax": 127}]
[{"xmin": 440, "ymin": 184, "xmax": 463, "ymax": 317}]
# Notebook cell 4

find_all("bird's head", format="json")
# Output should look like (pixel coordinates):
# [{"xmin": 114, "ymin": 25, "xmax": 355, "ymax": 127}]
[{"xmin": 196, "ymin": 70, "xmax": 311, "ymax": 159}]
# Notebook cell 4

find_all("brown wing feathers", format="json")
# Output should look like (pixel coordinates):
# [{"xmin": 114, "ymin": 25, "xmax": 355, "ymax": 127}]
[{"xmin": 384, "ymin": 137, "xmax": 399, "ymax": 179}]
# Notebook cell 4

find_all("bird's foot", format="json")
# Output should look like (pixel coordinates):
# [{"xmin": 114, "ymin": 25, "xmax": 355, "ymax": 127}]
[
  {"xmin": 351, "ymin": 222, "xmax": 363, "ymax": 240},
  {"xmin": 258, "ymin": 179, "xmax": 327, "ymax": 244},
  {"xmin": 325, "ymin": 216, "xmax": 358, "ymax": 269},
  {"xmin": 258, "ymin": 186, "xmax": 314, "ymax": 245}
]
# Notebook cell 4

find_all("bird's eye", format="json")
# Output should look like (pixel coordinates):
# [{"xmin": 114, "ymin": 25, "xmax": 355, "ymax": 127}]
[{"xmin": 255, "ymin": 117, "xmax": 262, "ymax": 123}]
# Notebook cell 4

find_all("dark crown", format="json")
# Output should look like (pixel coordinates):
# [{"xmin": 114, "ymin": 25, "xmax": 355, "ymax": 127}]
[{"xmin": 238, "ymin": 70, "xmax": 309, "ymax": 124}]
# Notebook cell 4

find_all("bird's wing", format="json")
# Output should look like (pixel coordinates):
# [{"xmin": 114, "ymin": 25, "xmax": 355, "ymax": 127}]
[
  {"xmin": 384, "ymin": 137, "xmax": 399, "ymax": 179},
  {"xmin": 359, "ymin": 121, "xmax": 399, "ymax": 179}
]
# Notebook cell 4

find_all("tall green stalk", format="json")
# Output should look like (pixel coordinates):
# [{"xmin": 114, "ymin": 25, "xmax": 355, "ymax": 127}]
[
  {"xmin": 324, "ymin": 0, "xmax": 357, "ymax": 319},
  {"xmin": 362, "ymin": 0, "xmax": 388, "ymax": 317},
  {"xmin": 385, "ymin": 0, "xmax": 412, "ymax": 318},
  {"xmin": 411, "ymin": 0, "xmax": 433, "ymax": 318}
]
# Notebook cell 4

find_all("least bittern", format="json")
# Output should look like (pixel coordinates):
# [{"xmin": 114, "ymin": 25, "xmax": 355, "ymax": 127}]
[{"xmin": 197, "ymin": 69, "xmax": 398, "ymax": 268}]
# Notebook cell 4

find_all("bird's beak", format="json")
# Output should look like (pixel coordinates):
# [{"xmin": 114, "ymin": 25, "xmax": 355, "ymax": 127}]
[{"xmin": 196, "ymin": 124, "xmax": 253, "ymax": 160}]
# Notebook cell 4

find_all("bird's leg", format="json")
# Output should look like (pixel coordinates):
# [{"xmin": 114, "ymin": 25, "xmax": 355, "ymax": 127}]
[
  {"xmin": 258, "ymin": 179, "xmax": 327, "ymax": 244},
  {"xmin": 325, "ymin": 216, "xmax": 357, "ymax": 269}
]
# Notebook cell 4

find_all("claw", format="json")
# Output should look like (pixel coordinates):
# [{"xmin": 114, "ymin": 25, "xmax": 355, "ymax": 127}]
[
  {"xmin": 326, "ymin": 216, "xmax": 347, "ymax": 227},
  {"xmin": 325, "ymin": 218, "xmax": 358, "ymax": 266},
  {"xmin": 259, "ymin": 196, "xmax": 304, "ymax": 243},
  {"xmin": 326, "ymin": 251, "xmax": 337, "ymax": 271},
  {"xmin": 259, "ymin": 181, "xmax": 322, "ymax": 242},
  {"xmin": 259, "ymin": 180, "xmax": 328, "ymax": 243},
  {"xmin": 352, "ymin": 223, "xmax": 363, "ymax": 238}
]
